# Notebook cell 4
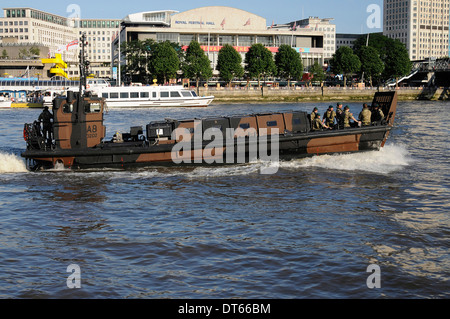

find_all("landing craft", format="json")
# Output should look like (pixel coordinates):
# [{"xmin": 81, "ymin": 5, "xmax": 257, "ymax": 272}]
[{"xmin": 21, "ymin": 35, "xmax": 397, "ymax": 171}]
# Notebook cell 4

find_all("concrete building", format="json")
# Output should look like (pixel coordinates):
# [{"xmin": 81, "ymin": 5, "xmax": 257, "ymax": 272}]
[
  {"xmin": 0, "ymin": 37, "xmax": 51, "ymax": 78},
  {"xmin": 383, "ymin": 0, "xmax": 450, "ymax": 60},
  {"xmin": 289, "ymin": 17, "xmax": 336, "ymax": 60},
  {"xmin": 0, "ymin": 8, "xmax": 120, "ymax": 79},
  {"xmin": 335, "ymin": 33, "xmax": 361, "ymax": 51},
  {"xmin": 0, "ymin": 8, "xmax": 78, "ymax": 64},
  {"xmin": 71, "ymin": 19, "xmax": 121, "ymax": 79},
  {"xmin": 112, "ymin": 7, "xmax": 326, "ymax": 79}
]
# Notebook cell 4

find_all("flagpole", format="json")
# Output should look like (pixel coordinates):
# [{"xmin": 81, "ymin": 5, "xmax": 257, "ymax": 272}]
[{"xmin": 118, "ymin": 30, "xmax": 121, "ymax": 87}]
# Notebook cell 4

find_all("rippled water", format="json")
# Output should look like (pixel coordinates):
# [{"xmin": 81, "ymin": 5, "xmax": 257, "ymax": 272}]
[{"xmin": 0, "ymin": 100, "xmax": 448, "ymax": 299}]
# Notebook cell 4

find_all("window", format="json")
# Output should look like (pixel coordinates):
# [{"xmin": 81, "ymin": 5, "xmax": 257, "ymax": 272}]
[
  {"xmin": 63, "ymin": 103, "xmax": 73, "ymax": 113},
  {"xmin": 181, "ymin": 91, "xmax": 191, "ymax": 97},
  {"xmin": 130, "ymin": 92, "xmax": 139, "ymax": 98},
  {"xmin": 102, "ymin": 93, "xmax": 108, "ymax": 99},
  {"xmin": 161, "ymin": 92, "xmax": 169, "ymax": 98},
  {"xmin": 170, "ymin": 91, "xmax": 181, "ymax": 97},
  {"xmin": 110, "ymin": 92, "xmax": 119, "ymax": 98},
  {"xmin": 266, "ymin": 121, "xmax": 278, "ymax": 127},
  {"xmin": 239, "ymin": 123, "xmax": 251, "ymax": 129},
  {"xmin": 140, "ymin": 92, "xmax": 149, "ymax": 98}
]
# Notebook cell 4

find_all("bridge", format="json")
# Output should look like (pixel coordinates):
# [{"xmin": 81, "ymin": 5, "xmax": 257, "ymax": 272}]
[{"xmin": 392, "ymin": 57, "xmax": 450, "ymax": 88}]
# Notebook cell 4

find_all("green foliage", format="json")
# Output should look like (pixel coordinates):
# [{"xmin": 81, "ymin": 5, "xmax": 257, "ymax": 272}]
[
  {"xmin": 275, "ymin": 44, "xmax": 303, "ymax": 86},
  {"xmin": 217, "ymin": 44, "xmax": 244, "ymax": 86},
  {"xmin": 244, "ymin": 43, "xmax": 276, "ymax": 86},
  {"xmin": 29, "ymin": 47, "xmax": 40, "ymax": 57},
  {"xmin": 353, "ymin": 33, "xmax": 411, "ymax": 84},
  {"xmin": 353, "ymin": 33, "xmax": 390, "ymax": 61},
  {"xmin": 358, "ymin": 46, "xmax": 384, "ymax": 86},
  {"xmin": 121, "ymin": 39, "xmax": 153, "ymax": 83},
  {"xmin": 383, "ymin": 39, "xmax": 412, "ymax": 83},
  {"xmin": 330, "ymin": 46, "xmax": 361, "ymax": 87},
  {"xmin": 121, "ymin": 39, "xmax": 182, "ymax": 84},
  {"xmin": 1, "ymin": 49, "xmax": 8, "ymax": 59},
  {"xmin": 182, "ymin": 40, "xmax": 212, "ymax": 87},
  {"xmin": 18, "ymin": 48, "xmax": 29, "ymax": 59},
  {"xmin": 149, "ymin": 41, "xmax": 180, "ymax": 84},
  {"xmin": 309, "ymin": 61, "xmax": 326, "ymax": 84}
]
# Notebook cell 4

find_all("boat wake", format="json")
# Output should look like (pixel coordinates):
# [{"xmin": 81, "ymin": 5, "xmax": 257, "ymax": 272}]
[
  {"xmin": 26, "ymin": 144, "xmax": 412, "ymax": 178},
  {"xmin": 0, "ymin": 152, "xmax": 28, "ymax": 174},
  {"xmin": 279, "ymin": 143, "xmax": 412, "ymax": 174}
]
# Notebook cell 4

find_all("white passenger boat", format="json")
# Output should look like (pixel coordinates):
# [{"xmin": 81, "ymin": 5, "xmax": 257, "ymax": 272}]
[
  {"xmin": 92, "ymin": 85, "xmax": 214, "ymax": 108},
  {"xmin": 0, "ymin": 96, "xmax": 12, "ymax": 108}
]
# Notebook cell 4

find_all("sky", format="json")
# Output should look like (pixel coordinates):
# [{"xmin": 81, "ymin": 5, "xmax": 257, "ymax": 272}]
[{"xmin": 1, "ymin": 0, "xmax": 384, "ymax": 34}]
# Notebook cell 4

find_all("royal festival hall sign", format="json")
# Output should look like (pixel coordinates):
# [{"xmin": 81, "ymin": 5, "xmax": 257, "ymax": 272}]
[{"xmin": 174, "ymin": 20, "xmax": 216, "ymax": 26}]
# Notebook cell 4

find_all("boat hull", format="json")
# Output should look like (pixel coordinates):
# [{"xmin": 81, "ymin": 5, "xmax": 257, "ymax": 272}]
[
  {"xmin": 0, "ymin": 100, "xmax": 12, "ymax": 108},
  {"xmin": 22, "ymin": 126, "xmax": 390, "ymax": 170}
]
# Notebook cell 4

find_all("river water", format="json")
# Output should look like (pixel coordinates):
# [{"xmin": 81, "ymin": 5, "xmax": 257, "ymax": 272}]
[{"xmin": 0, "ymin": 100, "xmax": 448, "ymax": 299}]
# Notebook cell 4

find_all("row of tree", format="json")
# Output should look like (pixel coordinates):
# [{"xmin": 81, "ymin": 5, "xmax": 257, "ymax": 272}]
[
  {"xmin": 330, "ymin": 33, "xmax": 412, "ymax": 87},
  {"xmin": 120, "ymin": 34, "xmax": 412, "ymax": 87},
  {"xmin": 121, "ymin": 39, "xmax": 305, "ymax": 86}
]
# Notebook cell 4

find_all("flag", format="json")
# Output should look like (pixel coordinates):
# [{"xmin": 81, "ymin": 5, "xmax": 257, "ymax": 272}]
[
  {"xmin": 244, "ymin": 18, "xmax": 251, "ymax": 26},
  {"xmin": 220, "ymin": 18, "xmax": 226, "ymax": 29},
  {"xmin": 292, "ymin": 21, "xmax": 297, "ymax": 31},
  {"xmin": 66, "ymin": 39, "xmax": 79, "ymax": 51},
  {"xmin": 270, "ymin": 20, "xmax": 274, "ymax": 29}
]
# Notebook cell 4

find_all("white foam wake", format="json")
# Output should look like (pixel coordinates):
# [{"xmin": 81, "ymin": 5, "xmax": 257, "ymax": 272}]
[
  {"xmin": 279, "ymin": 143, "xmax": 412, "ymax": 174},
  {"xmin": 0, "ymin": 152, "xmax": 28, "ymax": 173}
]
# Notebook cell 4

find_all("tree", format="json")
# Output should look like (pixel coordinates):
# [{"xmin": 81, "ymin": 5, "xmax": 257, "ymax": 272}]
[
  {"xmin": 330, "ymin": 46, "xmax": 361, "ymax": 87},
  {"xmin": 275, "ymin": 44, "xmax": 303, "ymax": 87},
  {"xmin": 182, "ymin": 40, "xmax": 213, "ymax": 91},
  {"xmin": 121, "ymin": 39, "xmax": 152, "ymax": 83},
  {"xmin": 383, "ymin": 39, "xmax": 411, "ymax": 87},
  {"xmin": 217, "ymin": 44, "xmax": 244, "ymax": 87},
  {"xmin": 353, "ymin": 33, "xmax": 411, "ymax": 86},
  {"xmin": 244, "ymin": 43, "xmax": 276, "ymax": 87},
  {"xmin": 18, "ymin": 48, "xmax": 29, "ymax": 59},
  {"xmin": 149, "ymin": 41, "xmax": 180, "ymax": 84},
  {"xmin": 358, "ymin": 46, "xmax": 384, "ymax": 87},
  {"xmin": 309, "ymin": 62, "xmax": 326, "ymax": 86},
  {"xmin": 1, "ymin": 49, "xmax": 8, "ymax": 60},
  {"xmin": 353, "ymin": 33, "xmax": 390, "ymax": 62},
  {"xmin": 29, "ymin": 47, "xmax": 41, "ymax": 58}
]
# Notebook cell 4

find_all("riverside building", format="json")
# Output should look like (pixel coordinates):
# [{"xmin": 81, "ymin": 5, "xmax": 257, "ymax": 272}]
[
  {"xmin": 112, "ymin": 6, "xmax": 327, "ymax": 78},
  {"xmin": 72, "ymin": 19, "xmax": 121, "ymax": 79},
  {"xmin": 0, "ymin": 8, "xmax": 78, "ymax": 63},
  {"xmin": 383, "ymin": 0, "xmax": 450, "ymax": 60},
  {"xmin": 0, "ymin": 8, "xmax": 120, "ymax": 79}
]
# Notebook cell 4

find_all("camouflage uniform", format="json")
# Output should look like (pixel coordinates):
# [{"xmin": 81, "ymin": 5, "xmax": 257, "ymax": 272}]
[
  {"xmin": 343, "ymin": 109, "xmax": 353, "ymax": 128},
  {"xmin": 312, "ymin": 117, "xmax": 326, "ymax": 131},
  {"xmin": 359, "ymin": 108, "xmax": 372, "ymax": 126},
  {"xmin": 324, "ymin": 110, "xmax": 336, "ymax": 127},
  {"xmin": 336, "ymin": 107, "xmax": 344, "ymax": 129},
  {"xmin": 372, "ymin": 108, "xmax": 385, "ymax": 122}
]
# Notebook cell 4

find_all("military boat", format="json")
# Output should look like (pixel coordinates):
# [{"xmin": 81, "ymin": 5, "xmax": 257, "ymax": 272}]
[{"xmin": 21, "ymin": 35, "xmax": 397, "ymax": 171}]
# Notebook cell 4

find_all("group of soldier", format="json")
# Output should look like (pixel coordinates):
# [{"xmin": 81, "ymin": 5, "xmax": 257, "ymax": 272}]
[{"xmin": 310, "ymin": 102, "xmax": 385, "ymax": 131}]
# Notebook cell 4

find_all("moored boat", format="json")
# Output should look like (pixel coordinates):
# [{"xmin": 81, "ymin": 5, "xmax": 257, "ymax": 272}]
[
  {"xmin": 0, "ymin": 97, "xmax": 12, "ymax": 108},
  {"xmin": 92, "ymin": 85, "xmax": 214, "ymax": 108}
]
